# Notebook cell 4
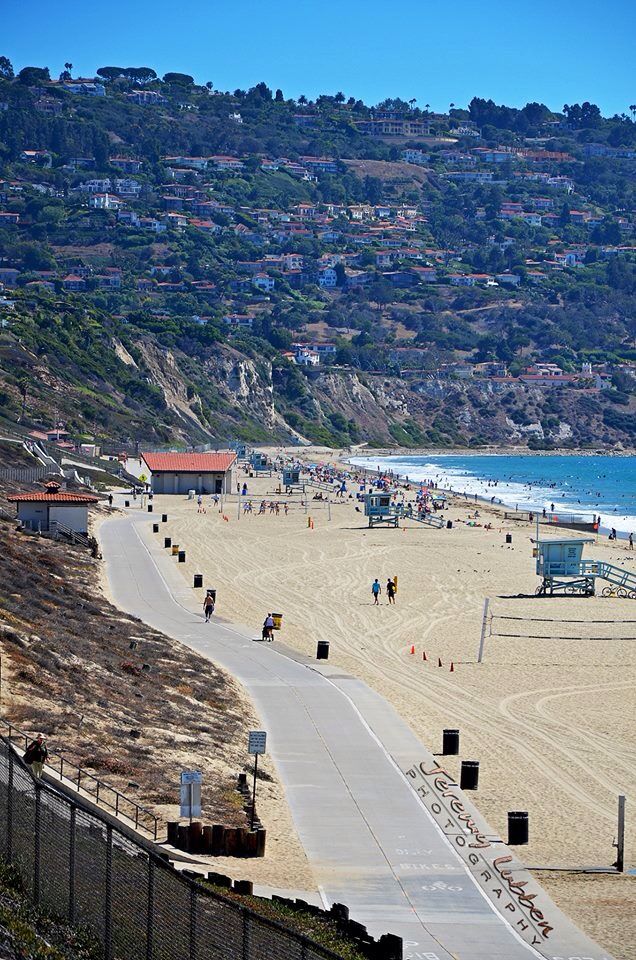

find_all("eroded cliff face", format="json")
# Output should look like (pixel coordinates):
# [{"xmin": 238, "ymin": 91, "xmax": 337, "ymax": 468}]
[{"xmin": 308, "ymin": 371, "xmax": 397, "ymax": 438}]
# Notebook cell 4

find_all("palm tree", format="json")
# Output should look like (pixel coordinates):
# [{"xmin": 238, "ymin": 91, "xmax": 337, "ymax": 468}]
[
  {"xmin": 630, "ymin": 104, "xmax": 636, "ymax": 121},
  {"xmin": 298, "ymin": 94, "xmax": 307, "ymax": 105},
  {"xmin": 449, "ymin": 102, "xmax": 455, "ymax": 113},
  {"xmin": 408, "ymin": 98, "xmax": 416, "ymax": 110},
  {"xmin": 425, "ymin": 103, "xmax": 430, "ymax": 113},
  {"xmin": 64, "ymin": 61, "xmax": 73, "ymax": 74}
]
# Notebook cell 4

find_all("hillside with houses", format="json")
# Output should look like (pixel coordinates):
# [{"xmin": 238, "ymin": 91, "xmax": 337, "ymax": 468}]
[{"xmin": 0, "ymin": 58, "xmax": 636, "ymax": 449}]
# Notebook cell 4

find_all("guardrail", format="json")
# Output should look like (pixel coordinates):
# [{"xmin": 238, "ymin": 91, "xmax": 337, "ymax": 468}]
[{"xmin": 0, "ymin": 718, "xmax": 163, "ymax": 841}]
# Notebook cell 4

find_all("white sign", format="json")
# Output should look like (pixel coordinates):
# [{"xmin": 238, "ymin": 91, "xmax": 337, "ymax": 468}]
[
  {"xmin": 180, "ymin": 771, "xmax": 202, "ymax": 785},
  {"xmin": 248, "ymin": 730, "xmax": 267, "ymax": 755},
  {"xmin": 180, "ymin": 770, "xmax": 202, "ymax": 817}
]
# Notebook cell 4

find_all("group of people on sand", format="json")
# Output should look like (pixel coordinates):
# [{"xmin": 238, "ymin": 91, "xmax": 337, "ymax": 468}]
[{"xmin": 371, "ymin": 578, "xmax": 397, "ymax": 605}]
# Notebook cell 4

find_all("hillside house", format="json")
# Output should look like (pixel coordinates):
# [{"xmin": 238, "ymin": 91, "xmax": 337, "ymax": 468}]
[
  {"xmin": 252, "ymin": 273, "xmax": 275, "ymax": 291},
  {"xmin": 141, "ymin": 451, "xmax": 237, "ymax": 495},
  {"xmin": 89, "ymin": 193, "xmax": 123, "ymax": 210}
]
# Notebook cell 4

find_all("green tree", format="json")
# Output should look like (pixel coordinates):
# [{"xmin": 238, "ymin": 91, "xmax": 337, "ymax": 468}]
[
  {"xmin": 0, "ymin": 56, "xmax": 14, "ymax": 80},
  {"xmin": 96, "ymin": 66, "xmax": 125, "ymax": 81},
  {"xmin": 163, "ymin": 72, "xmax": 194, "ymax": 86},
  {"xmin": 17, "ymin": 65, "xmax": 50, "ymax": 85}
]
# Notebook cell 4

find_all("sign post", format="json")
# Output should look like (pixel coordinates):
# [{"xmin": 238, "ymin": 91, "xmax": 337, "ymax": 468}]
[
  {"xmin": 180, "ymin": 771, "xmax": 202, "ymax": 822},
  {"xmin": 247, "ymin": 731, "xmax": 267, "ymax": 830}
]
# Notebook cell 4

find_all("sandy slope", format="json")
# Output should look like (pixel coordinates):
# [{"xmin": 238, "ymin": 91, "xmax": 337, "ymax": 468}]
[{"xmin": 133, "ymin": 468, "xmax": 635, "ymax": 957}]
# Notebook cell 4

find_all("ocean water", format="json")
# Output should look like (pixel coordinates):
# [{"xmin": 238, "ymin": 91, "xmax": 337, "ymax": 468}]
[{"xmin": 348, "ymin": 454, "xmax": 636, "ymax": 536}]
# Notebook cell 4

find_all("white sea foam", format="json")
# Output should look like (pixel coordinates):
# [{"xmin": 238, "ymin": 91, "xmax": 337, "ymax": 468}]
[{"xmin": 348, "ymin": 455, "xmax": 636, "ymax": 538}]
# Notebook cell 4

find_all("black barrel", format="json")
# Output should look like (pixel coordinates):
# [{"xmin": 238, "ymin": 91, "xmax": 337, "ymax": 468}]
[
  {"xmin": 178, "ymin": 550, "xmax": 186, "ymax": 563},
  {"xmin": 147, "ymin": 504, "xmax": 153, "ymax": 513},
  {"xmin": 460, "ymin": 760, "xmax": 479, "ymax": 790},
  {"xmin": 162, "ymin": 514, "xmax": 168, "ymax": 523},
  {"xmin": 164, "ymin": 537, "xmax": 172, "ymax": 549},
  {"xmin": 124, "ymin": 500, "xmax": 130, "ymax": 508},
  {"xmin": 446, "ymin": 520, "xmax": 453, "ymax": 529},
  {"xmin": 442, "ymin": 728, "xmax": 460, "ymax": 756},
  {"xmin": 316, "ymin": 640, "xmax": 330, "ymax": 660},
  {"xmin": 193, "ymin": 574, "xmax": 203, "ymax": 588},
  {"xmin": 508, "ymin": 811, "xmax": 529, "ymax": 845},
  {"xmin": 152, "ymin": 523, "xmax": 159, "ymax": 533},
  {"xmin": 505, "ymin": 533, "xmax": 512, "ymax": 544}
]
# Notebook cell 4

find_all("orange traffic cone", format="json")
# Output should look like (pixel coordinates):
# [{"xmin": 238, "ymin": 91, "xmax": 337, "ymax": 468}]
[
  {"xmin": 410, "ymin": 644, "xmax": 415, "ymax": 655},
  {"xmin": 422, "ymin": 650, "xmax": 427, "ymax": 661},
  {"xmin": 438, "ymin": 657, "xmax": 443, "ymax": 667},
  {"xmin": 450, "ymin": 662, "xmax": 455, "ymax": 673}
]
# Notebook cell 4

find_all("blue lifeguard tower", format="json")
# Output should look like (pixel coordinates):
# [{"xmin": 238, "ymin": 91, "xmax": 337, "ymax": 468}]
[
  {"xmin": 365, "ymin": 492, "xmax": 398, "ymax": 528},
  {"xmin": 535, "ymin": 537, "xmax": 636, "ymax": 597},
  {"xmin": 282, "ymin": 466, "xmax": 301, "ymax": 489},
  {"xmin": 250, "ymin": 452, "xmax": 269, "ymax": 473}
]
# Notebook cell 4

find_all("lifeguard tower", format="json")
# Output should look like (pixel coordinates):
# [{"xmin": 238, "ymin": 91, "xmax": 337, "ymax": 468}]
[
  {"xmin": 282, "ymin": 466, "xmax": 301, "ymax": 489},
  {"xmin": 250, "ymin": 452, "xmax": 270, "ymax": 473},
  {"xmin": 535, "ymin": 537, "xmax": 636, "ymax": 597},
  {"xmin": 365, "ymin": 492, "xmax": 398, "ymax": 528}
]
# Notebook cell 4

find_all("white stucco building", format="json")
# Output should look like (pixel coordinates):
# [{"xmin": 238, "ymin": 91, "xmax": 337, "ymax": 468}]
[{"xmin": 8, "ymin": 482, "xmax": 98, "ymax": 533}]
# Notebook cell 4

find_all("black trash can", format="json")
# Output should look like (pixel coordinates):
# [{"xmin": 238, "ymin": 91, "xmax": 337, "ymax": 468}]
[
  {"xmin": 442, "ymin": 728, "xmax": 460, "ymax": 756},
  {"xmin": 505, "ymin": 533, "xmax": 512, "ymax": 544},
  {"xmin": 162, "ymin": 514, "xmax": 168, "ymax": 523},
  {"xmin": 147, "ymin": 504, "xmax": 153, "ymax": 513},
  {"xmin": 194, "ymin": 574, "xmax": 203, "ymax": 588},
  {"xmin": 152, "ymin": 523, "xmax": 159, "ymax": 533},
  {"xmin": 316, "ymin": 640, "xmax": 330, "ymax": 660},
  {"xmin": 446, "ymin": 519, "xmax": 453, "ymax": 529},
  {"xmin": 178, "ymin": 550, "xmax": 186, "ymax": 563},
  {"xmin": 124, "ymin": 500, "xmax": 130, "ymax": 508},
  {"xmin": 164, "ymin": 537, "xmax": 172, "ymax": 549},
  {"xmin": 508, "ymin": 811, "xmax": 529, "ymax": 845},
  {"xmin": 460, "ymin": 760, "xmax": 479, "ymax": 790}
]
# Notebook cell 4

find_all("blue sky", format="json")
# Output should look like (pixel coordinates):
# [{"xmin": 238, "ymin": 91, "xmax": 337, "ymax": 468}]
[{"xmin": 3, "ymin": 0, "xmax": 634, "ymax": 116}]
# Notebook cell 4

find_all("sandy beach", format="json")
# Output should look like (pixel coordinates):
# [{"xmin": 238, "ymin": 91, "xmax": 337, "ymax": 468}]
[{"xmin": 128, "ymin": 455, "xmax": 635, "ymax": 956}]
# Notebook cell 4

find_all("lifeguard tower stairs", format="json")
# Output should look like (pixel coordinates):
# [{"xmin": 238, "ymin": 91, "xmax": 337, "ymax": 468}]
[
  {"xmin": 535, "ymin": 537, "xmax": 636, "ymax": 597},
  {"xmin": 364, "ymin": 494, "xmax": 446, "ymax": 529}
]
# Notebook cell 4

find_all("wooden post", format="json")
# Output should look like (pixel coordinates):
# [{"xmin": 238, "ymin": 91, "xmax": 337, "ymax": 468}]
[
  {"xmin": 477, "ymin": 598, "xmax": 490, "ymax": 663},
  {"xmin": 615, "ymin": 795, "xmax": 626, "ymax": 872}
]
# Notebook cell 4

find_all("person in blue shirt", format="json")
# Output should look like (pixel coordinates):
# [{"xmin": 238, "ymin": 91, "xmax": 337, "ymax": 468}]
[{"xmin": 371, "ymin": 579, "xmax": 381, "ymax": 605}]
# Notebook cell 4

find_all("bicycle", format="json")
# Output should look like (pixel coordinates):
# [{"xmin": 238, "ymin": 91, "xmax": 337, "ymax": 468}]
[{"xmin": 601, "ymin": 585, "xmax": 629, "ymax": 599}]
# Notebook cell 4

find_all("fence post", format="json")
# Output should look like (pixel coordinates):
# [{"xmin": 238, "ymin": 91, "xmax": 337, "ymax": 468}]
[
  {"xmin": 189, "ymin": 883, "xmax": 197, "ymax": 960},
  {"xmin": 33, "ymin": 784, "xmax": 41, "ymax": 906},
  {"xmin": 7, "ymin": 748, "xmax": 13, "ymax": 863},
  {"xmin": 68, "ymin": 806, "xmax": 76, "ymax": 923},
  {"xmin": 105, "ymin": 824, "xmax": 113, "ymax": 960},
  {"xmin": 146, "ymin": 857, "xmax": 155, "ymax": 960},
  {"xmin": 242, "ymin": 908, "xmax": 250, "ymax": 960}
]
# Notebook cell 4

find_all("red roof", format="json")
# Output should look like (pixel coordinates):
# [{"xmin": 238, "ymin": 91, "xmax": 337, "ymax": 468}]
[
  {"xmin": 141, "ymin": 452, "xmax": 237, "ymax": 473},
  {"xmin": 7, "ymin": 492, "xmax": 99, "ymax": 504}
]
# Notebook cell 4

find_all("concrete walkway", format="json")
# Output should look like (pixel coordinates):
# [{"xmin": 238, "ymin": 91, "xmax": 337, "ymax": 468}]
[{"xmin": 101, "ymin": 509, "xmax": 614, "ymax": 960}]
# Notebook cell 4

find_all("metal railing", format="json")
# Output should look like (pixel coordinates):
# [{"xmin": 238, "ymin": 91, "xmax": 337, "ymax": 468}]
[{"xmin": 0, "ymin": 720, "xmax": 163, "ymax": 841}]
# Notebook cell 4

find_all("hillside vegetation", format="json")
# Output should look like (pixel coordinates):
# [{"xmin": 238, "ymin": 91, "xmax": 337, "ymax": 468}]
[{"xmin": 0, "ymin": 58, "xmax": 635, "ymax": 448}]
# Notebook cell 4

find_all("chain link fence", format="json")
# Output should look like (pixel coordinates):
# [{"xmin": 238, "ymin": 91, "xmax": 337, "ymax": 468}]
[{"xmin": 0, "ymin": 737, "xmax": 342, "ymax": 960}]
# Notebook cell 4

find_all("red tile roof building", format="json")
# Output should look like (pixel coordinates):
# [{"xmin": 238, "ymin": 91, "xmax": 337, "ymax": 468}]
[{"xmin": 140, "ymin": 451, "xmax": 237, "ymax": 495}]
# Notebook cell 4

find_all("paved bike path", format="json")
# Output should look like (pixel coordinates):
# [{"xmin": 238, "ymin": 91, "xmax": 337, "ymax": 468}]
[{"xmin": 101, "ymin": 510, "xmax": 613, "ymax": 960}]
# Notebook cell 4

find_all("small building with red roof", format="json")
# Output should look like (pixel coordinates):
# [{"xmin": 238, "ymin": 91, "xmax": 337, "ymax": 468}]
[
  {"xmin": 140, "ymin": 451, "xmax": 237, "ymax": 495},
  {"xmin": 7, "ymin": 481, "xmax": 99, "ymax": 533}
]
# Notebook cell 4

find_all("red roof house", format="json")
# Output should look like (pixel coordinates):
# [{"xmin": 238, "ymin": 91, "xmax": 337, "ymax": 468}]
[
  {"xmin": 7, "ymin": 481, "xmax": 98, "ymax": 533},
  {"xmin": 140, "ymin": 451, "xmax": 237, "ymax": 495}
]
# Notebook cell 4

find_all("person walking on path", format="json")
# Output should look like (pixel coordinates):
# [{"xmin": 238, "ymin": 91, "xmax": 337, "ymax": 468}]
[
  {"xmin": 24, "ymin": 734, "xmax": 48, "ymax": 778},
  {"xmin": 203, "ymin": 592, "xmax": 215, "ymax": 622},
  {"xmin": 108, "ymin": 493, "xmax": 113, "ymax": 507},
  {"xmin": 371, "ymin": 579, "xmax": 382, "ymax": 605},
  {"xmin": 262, "ymin": 613, "xmax": 275, "ymax": 641},
  {"xmin": 629, "ymin": 532, "xmax": 634, "ymax": 551},
  {"xmin": 386, "ymin": 578, "xmax": 396, "ymax": 605}
]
